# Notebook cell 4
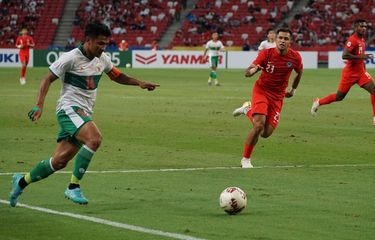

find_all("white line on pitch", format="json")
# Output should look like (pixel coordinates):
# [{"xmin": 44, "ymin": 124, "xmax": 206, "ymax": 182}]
[
  {"xmin": 0, "ymin": 163, "xmax": 374, "ymax": 176},
  {"xmin": 0, "ymin": 199, "xmax": 205, "ymax": 240}
]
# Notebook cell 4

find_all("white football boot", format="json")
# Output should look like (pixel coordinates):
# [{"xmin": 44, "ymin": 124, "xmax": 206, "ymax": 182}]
[
  {"xmin": 310, "ymin": 98, "xmax": 320, "ymax": 116},
  {"xmin": 233, "ymin": 101, "xmax": 251, "ymax": 117},
  {"xmin": 20, "ymin": 77, "xmax": 26, "ymax": 85},
  {"xmin": 241, "ymin": 157, "xmax": 253, "ymax": 168}
]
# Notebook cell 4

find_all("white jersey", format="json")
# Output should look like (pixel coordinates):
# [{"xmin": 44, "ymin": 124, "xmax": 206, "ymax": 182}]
[
  {"xmin": 258, "ymin": 40, "xmax": 276, "ymax": 50},
  {"xmin": 49, "ymin": 47, "xmax": 113, "ymax": 115},
  {"xmin": 205, "ymin": 40, "xmax": 224, "ymax": 57}
]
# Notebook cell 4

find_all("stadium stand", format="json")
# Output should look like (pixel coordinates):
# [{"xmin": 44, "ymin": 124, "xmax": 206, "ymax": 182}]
[
  {"xmin": 170, "ymin": 0, "xmax": 292, "ymax": 49},
  {"xmin": 0, "ymin": 0, "xmax": 65, "ymax": 49},
  {"xmin": 71, "ymin": 0, "xmax": 180, "ymax": 48},
  {"xmin": 287, "ymin": 0, "xmax": 374, "ymax": 49}
]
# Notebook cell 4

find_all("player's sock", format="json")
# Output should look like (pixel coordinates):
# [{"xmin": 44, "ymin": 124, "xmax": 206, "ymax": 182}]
[
  {"xmin": 27, "ymin": 158, "xmax": 56, "ymax": 183},
  {"xmin": 243, "ymin": 143, "xmax": 255, "ymax": 159},
  {"xmin": 18, "ymin": 177, "xmax": 28, "ymax": 189},
  {"xmin": 319, "ymin": 93, "xmax": 337, "ymax": 105},
  {"xmin": 210, "ymin": 71, "xmax": 217, "ymax": 79},
  {"xmin": 21, "ymin": 66, "xmax": 26, "ymax": 78},
  {"xmin": 71, "ymin": 145, "xmax": 94, "ymax": 185}
]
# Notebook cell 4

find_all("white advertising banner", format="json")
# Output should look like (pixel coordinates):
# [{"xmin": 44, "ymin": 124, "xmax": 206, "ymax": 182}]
[
  {"xmin": 0, "ymin": 48, "xmax": 33, "ymax": 67},
  {"xmin": 227, "ymin": 51, "xmax": 318, "ymax": 69},
  {"xmin": 132, "ymin": 50, "xmax": 226, "ymax": 68},
  {"xmin": 328, "ymin": 51, "xmax": 375, "ymax": 69}
]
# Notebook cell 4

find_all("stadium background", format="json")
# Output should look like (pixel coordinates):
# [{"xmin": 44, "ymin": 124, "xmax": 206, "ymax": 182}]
[{"xmin": 1, "ymin": 0, "xmax": 375, "ymax": 69}]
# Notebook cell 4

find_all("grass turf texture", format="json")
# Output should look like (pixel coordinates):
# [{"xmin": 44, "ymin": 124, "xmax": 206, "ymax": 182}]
[{"xmin": 0, "ymin": 67, "xmax": 374, "ymax": 239}]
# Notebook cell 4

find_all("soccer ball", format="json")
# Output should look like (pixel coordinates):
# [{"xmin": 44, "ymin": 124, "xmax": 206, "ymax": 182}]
[
  {"xmin": 125, "ymin": 63, "xmax": 131, "ymax": 68},
  {"xmin": 219, "ymin": 187, "xmax": 247, "ymax": 215}
]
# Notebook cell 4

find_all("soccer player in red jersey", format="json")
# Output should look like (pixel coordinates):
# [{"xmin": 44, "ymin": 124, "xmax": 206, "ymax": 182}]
[
  {"xmin": 311, "ymin": 19, "xmax": 375, "ymax": 125},
  {"xmin": 15, "ymin": 28, "xmax": 35, "ymax": 85},
  {"xmin": 232, "ymin": 28, "xmax": 303, "ymax": 168}
]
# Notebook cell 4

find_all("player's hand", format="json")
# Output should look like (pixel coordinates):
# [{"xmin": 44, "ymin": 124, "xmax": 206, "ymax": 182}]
[
  {"xmin": 17, "ymin": 45, "xmax": 24, "ymax": 49},
  {"xmin": 28, "ymin": 106, "xmax": 43, "ymax": 122},
  {"xmin": 139, "ymin": 82, "xmax": 160, "ymax": 91},
  {"xmin": 201, "ymin": 55, "xmax": 206, "ymax": 64},
  {"xmin": 285, "ymin": 88, "xmax": 296, "ymax": 98}
]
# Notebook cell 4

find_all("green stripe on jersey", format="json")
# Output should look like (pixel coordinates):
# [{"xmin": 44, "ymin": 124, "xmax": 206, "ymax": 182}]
[
  {"xmin": 65, "ymin": 72, "xmax": 102, "ymax": 90},
  {"xmin": 209, "ymin": 47, "xmax": 220, "ymax": 50}
]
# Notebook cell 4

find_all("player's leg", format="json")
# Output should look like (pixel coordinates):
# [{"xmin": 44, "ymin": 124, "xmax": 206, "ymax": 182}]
[
  {"xmin": 63, "ymin": 121, "xmax": 102, "ymax": 204},
  {"xmin": 359, "ymin": 72, "xmax": 375, "ymax": 125},
  {"xmin": 311, "ymin": 75, "xmax": 352, "ymax": 116},
  {"xmin": 241, "ymin": 114, "xmax": 266, "ymax": 168},
  {"xmin": 211, "ymin": 56, "xmax": 220, "ymax": 86},
  {"xmin": 9, "ymin": 140, "xmax": 79, "ymax": 207},
  {"xmin": 19, "ymin": 54, "xmax": 27, "ymax": 85}
]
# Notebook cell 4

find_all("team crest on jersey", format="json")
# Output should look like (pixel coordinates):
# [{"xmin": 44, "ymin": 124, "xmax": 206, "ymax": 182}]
[{"xmin": 286, "ymin": 62, "xmax": 292, "ymax": 68}]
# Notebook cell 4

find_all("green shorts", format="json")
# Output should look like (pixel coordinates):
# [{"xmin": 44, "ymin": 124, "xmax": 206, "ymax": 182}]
[
  {"xmin": 56, "ymin": 106, "xmax": 92, "ymax": 147},
  {"xmin": 209, "ymin": 56, "xmax": 219, "ymax": 68}
]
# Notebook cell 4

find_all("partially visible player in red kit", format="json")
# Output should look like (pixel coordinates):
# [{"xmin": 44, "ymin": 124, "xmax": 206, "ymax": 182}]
[
  {"xmin": 15, "ymin": 28, "xmax": 35, "ymax": 85},
  {"xmin": 232, "ymin": 28, "xmax": 303, "ymax": 168},
  {"xmin": 311, "ymin": 19, "xmax": 375, "ymax": 125}
]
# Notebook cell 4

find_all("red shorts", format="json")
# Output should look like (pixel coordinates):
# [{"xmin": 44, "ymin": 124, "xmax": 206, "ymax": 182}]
[
  {"xmin": 338, "ymin": 71, "xmax": 373, "ymax": 93},
  {"xmin": 19, "ymin": 53, "xmax": 30, "ymax": 65},
  {"xmin": 246, "ymin": 84, "xmax": 283, "ymax": 129}
]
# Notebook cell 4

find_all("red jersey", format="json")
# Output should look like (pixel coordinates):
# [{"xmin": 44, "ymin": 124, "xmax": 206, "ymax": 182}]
[
  {"xmin": 16, "ymin": 35, "xmax": 34, "ymax": 54},
  {"xmin": 252, "ymin": 48, "xmax": 303, "ymax": 99},
  {"xmin": 343, "ymin": 34, "xmax": 366, "ymax": 74}
]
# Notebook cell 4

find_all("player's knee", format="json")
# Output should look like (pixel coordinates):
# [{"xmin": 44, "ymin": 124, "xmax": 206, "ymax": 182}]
[
  {"xmin": 253, "ymin": 122, "xmax": 265, "ymax": 135},
  {"xmin": 261, "ymin": 132, "xmax": 271, "ymax": 138},
  {"xmin": 336, "ymin": 93, "xmax": 346, "ymax": 101},
  {"xmin": 86, "ymin": 134, "xmax": 102, "ymax": 151}
]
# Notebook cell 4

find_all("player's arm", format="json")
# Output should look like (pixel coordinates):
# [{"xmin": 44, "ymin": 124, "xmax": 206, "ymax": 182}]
[
  {"xmin": 285, "ymin": 69, "xmax": 303, "ymax": 98},
  {"xmin": 107, "ymin": 67, "xmax": 159, "ymax": 91},
  {"xmin": 245, "ymin": 64, "xmax": 263, "ymax": 77},
  {"xmin": 15, "ymin": 38, "xmax": 23, "ymax": 49},
  {"xmin": 28, "ymin": 72, "xmax": 59, "ymax": 121},
  {"xmin": 342, "ymin": 48, "xmax": 373, "ymax": 60},
  {"xmin": 28, "ymin": 38, "xmax": 35, "ymax": 48}
]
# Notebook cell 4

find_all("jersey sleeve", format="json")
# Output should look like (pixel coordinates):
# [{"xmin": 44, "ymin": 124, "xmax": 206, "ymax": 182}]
[
  {"xmin": 49, "ymin": 52, "xmax": 74, "ymax": 78},
  {"xmin": 102, "ymin": 53, "xmax": 114, "ymax": 73},
  {"xmin": 344, "ymin": 36, "xmax": 356, "ymax": 52},
  {"xmin": 15, "ymin": 37, "xmax": 21, "ymax": 46},
  {"xmin": 205, "ymin": 41, "xmax": 210, "ymax": 49},
  {"xmin": 252, "ymin": 49, "xmax": 267, "ymax": 66},
  {"xmin": 258, "ymin": 41, "xmax": 265, "ymax": 50},
  {"xmin": 294, "ymin": 52, "xmax": 303, "ymax": 73},
  {"xmin": 220, "ymin": 41, "xmax": 225, "ymax": 50}
]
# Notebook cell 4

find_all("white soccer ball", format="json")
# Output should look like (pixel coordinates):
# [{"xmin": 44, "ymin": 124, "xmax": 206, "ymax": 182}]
[
  {"xmin": 125, "ymin": 63, "xmax": 131, "ymax": 68},
  {"xmin": 219, "ymin": 187, "xmax": 247, "ymax": 215}
]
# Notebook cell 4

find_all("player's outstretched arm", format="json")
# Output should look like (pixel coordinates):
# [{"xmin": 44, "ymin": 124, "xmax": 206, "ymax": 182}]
[
  {"xmin": 112, "ymin": 73, "xmax": 160, "ymax": 91},
  {"xmin": 342, "ymin": 48, "xmax": 374, "ymax": 60},
  {"xmin": 245, "ymin": 64, "xmax": 262, "ymax": 78},
  {"xmin": 28, "ymin": 72, "xmax": 58, "ymax": 122}
]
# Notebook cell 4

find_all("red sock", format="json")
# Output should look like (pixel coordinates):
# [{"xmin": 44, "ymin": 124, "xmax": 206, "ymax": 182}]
[
  {"xmin": 319, "ymin": 93, "xmax": 337, "ymax": 105},
  {"xmin": 371, "ymin": 94, "xmax": 375, "ymax": 116},
  {"xmin": 21, "ymin": 66, "xmax": 26, "ymax": 78},
  {"xmin": 243, "ymin": 144, "xmax": 255, "ymax": 159}
]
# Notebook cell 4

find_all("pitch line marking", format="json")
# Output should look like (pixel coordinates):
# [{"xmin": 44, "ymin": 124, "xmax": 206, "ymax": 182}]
[
  {"xmin": 0, "ymin": 199, "xmax": 205, "ymax": 240},
  {"xmin": 0, "ymin": 163, "xmax": 374, "ymax": 176}
]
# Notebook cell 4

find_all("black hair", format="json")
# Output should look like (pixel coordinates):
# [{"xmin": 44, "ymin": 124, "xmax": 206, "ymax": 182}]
[
  {"xmin": 276, "ymin": 28, "xmax": 293, "ymax": 37},
  {"xmin": 353, "ymin": 19, "xmax": 367, "ymax": 27},
  {"xmin": 84, "ymin": 22, "xmax": 111, "ymax": 39},
  {"xmin": 266, "ymin": 29, "xmax": 275, "ymax": 34}
]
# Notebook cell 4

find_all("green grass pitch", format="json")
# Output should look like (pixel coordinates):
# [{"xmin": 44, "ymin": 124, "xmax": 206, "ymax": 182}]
[{"xmin": 0, "ymin": 67, "xmax": 374, "ymax": 240}]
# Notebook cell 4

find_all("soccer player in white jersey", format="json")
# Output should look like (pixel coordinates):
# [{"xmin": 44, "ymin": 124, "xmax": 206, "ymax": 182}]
[
  {"xmin": 202, "ymin": 32, "xmax": 225, "ymax": 86},
  {"xmin": 9, "ymin": 22, "xmax": 159, "ymax": 206},
  {"xmin": 258, "ymin": 29, "xmax": 276, "ymax": 51}
]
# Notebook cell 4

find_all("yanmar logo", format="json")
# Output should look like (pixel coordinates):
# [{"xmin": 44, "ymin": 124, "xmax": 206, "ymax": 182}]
[{"xmin": 135, "ymin": 53, "xmax": 157, "ymax": 65}]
